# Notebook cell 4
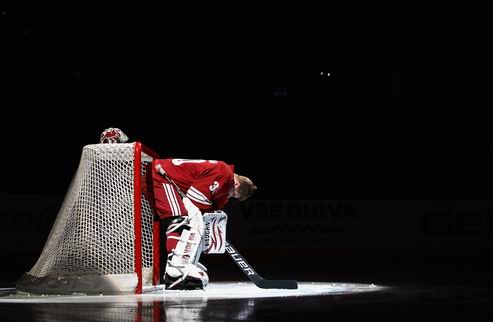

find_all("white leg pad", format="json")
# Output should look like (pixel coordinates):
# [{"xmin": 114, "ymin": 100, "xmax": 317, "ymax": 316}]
[{"xmin": 165, "ymin": 212, "xmax": 208, "ymax": 289}]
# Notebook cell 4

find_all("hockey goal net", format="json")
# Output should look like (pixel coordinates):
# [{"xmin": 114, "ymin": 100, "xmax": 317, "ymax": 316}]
[{"xmin": 16, "ymin": 142, "xmax": 160, "ymax": 295}]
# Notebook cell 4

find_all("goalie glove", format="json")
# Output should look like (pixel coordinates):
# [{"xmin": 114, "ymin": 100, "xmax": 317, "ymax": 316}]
[{"xmin": 100, "ymin": 127, "xmax": 129, "ymax": 143}]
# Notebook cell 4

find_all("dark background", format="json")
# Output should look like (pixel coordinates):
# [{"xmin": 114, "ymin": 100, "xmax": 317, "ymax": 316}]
[
  {"xmin": 0, "ymin": 1, "xmax": 486, "ymax": 201},
  {"xmin": 1, "ymin": 2, "xmax": 492, "ymax": 321}
]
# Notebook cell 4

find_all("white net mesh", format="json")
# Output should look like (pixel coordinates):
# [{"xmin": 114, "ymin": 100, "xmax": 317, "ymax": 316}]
[{"xmin": 19, "ymin": 143, "xmax": 156, "ymax": 294}]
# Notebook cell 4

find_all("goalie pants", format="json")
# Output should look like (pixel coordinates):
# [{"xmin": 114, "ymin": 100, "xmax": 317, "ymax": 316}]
[{"xmin": 144, "ymin": 164, "xmax": 189, "ymax": 253}]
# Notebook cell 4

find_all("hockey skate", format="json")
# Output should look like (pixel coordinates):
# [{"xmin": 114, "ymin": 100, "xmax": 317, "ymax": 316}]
[{"xmin": 164, "ymin": 258, "xmax": 208, "ymax": 290}]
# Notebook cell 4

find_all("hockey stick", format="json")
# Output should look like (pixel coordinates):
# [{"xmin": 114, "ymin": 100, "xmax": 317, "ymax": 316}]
[
  {"xmin": 155, "ymin": 164, "xmax": 298, "ymax": 289},
  {"xmin": 225, "ymin": 241, "xmax": 298, "ymax": 289}
]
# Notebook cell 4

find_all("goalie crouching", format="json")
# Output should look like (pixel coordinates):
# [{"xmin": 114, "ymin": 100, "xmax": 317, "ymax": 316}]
[{"xmin": 146, "ymin": 158, "xmax": 257, "ymax": 290}]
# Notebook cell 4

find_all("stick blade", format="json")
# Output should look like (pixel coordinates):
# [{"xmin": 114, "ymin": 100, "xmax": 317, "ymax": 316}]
[{"xmin": 257, "ymin": 279, "xmax": 298, "ymax": 289}]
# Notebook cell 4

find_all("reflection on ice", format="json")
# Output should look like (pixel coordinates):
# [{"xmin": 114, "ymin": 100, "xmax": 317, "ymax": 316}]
[{"xmin": 0, "ymin": 282, "xmax": 384, "ymax": 321}]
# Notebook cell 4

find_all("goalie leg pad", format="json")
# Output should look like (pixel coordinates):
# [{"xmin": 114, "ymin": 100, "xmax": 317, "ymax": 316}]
[{"xmin": 164, "ymin": 214, "xmax": 208, "ymax": 290}]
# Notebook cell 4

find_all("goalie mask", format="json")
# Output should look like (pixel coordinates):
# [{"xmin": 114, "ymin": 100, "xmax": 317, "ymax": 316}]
[{"xmin": 100, "ymin": 127, "xmax": 129, "ymax": 143}]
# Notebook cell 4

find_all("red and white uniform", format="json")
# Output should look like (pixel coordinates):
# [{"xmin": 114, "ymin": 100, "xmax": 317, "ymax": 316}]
[{"xmin": 150, "ymin": 158, "xmax": 235, "ymax": 220}]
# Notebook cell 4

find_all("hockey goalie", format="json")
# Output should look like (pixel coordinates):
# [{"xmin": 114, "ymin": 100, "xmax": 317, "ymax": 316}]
[
  {"xmin": 99, "ymin": 128, "xmax": 257, "ymax": 290},
  {"xmin": 146, "ymin": 158, "xmax": 256, "ymax": 289}
]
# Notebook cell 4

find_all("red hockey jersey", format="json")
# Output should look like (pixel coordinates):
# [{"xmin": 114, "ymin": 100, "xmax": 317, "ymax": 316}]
[{"xmin": 155, "ymin": 158, "xmax": 235, "ymax": 212}]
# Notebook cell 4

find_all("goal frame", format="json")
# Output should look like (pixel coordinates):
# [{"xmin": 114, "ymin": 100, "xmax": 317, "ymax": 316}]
[{"xmin": 16, "ymin": 142, "xmax": 161, "ymax": 295}]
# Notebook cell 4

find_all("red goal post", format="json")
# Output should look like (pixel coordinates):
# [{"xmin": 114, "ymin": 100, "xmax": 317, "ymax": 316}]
[{"xmin": 134, "ymin": 142, "xmax": 161, "ymax": 294}]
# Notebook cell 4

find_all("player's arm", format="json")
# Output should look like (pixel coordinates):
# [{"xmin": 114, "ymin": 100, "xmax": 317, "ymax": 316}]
[
  {"xmin": 186, "ymin": 162, "xmax": 233, "ymax": 211},
  {"xmin": 185, "ymin": 177, "xmax": 221, "ymax": 212}
]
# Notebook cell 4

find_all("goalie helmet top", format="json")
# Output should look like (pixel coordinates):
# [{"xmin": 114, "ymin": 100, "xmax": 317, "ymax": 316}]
[{"xmin": 100, "ymin": 127, "xmax": 129, "ymax": 143}]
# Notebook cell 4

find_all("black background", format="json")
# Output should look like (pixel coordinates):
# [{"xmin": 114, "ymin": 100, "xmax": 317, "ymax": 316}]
[
  {"xmin": 1, "ymin": 2, "xmax": 492, "ymax": 321},
  {"xmin": 1, "ymin": 1, "xmax": 486, "ymax": 201}
]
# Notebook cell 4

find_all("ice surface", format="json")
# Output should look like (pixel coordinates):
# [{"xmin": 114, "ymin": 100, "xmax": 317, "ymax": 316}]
[{"xmin": 0, "ymin": 282, "xmax": 384, "ymax": 303}]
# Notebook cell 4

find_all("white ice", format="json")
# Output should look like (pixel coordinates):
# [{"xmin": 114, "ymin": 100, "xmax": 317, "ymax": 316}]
[{"xmin": 0, "ymin": 282, "xmax": 384, "ymax": 303}]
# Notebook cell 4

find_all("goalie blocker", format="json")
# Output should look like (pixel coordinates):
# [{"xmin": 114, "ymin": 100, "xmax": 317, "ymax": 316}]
[{"xmin": 202, "ymin": 211, "xmax": 228, "ymax": 254}]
